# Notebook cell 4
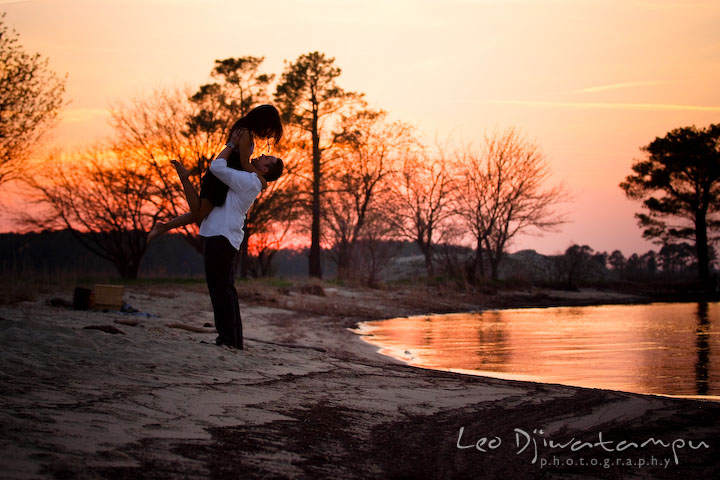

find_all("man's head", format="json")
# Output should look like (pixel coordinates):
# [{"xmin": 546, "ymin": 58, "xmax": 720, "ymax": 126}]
[{"xmin": 251, "ymin": 154, "xmax": 284, "ymax": 182}]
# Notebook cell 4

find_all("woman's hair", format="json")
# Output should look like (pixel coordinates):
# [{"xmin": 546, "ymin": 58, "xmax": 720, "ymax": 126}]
[{"xmin": 230, "ymin": 104, "xmax": 283, "ymax": 144}]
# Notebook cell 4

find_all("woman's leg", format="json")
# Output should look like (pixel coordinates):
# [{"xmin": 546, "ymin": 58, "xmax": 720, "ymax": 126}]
[
  {"xmin": 148, "ymin": 212, "xmax": 195, "ymax": 241},
  {"xmin": 172, "ymin": 160, "xmax": 201, "ymax": 217},
  {"xmin": 173, "ymin": 160, "xmax": 215, "ymax": 225},
  {"xmin": 148, "ymin": 160, "xmax": 209, "ymax": 242},
  {"xmin": 195, "ymin": 199, "xmax": 214, "ymax": 225}
]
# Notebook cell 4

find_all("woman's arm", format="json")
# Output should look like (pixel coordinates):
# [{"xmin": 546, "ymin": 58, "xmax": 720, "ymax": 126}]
[{"xmin": 228, "ymin": 128, "xmax": 267, "ymax": 189}]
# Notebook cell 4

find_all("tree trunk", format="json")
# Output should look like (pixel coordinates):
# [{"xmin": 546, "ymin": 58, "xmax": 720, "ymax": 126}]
[
  {"xmin": 335, "ymin": 241, "xmax": 352, "ymax": 280},
  {"xmin": 463, "ymin": 248, "xmax": 484, "ymax": 286},
  {"xmin": 117, "ymin": 261, "xmax": 139, "ymax": 279},
  {"xmin": 424, "ymin": 253, "xmax": 434, "ymax": 276},
  {"xmin": 696, "ymin": 210, "xmax": 710, "ymax": 283},
  {"xmin": 476, "ymin": 238, "xmax": 485, "ymax": 282},
  {"xmin": 309, "ymin": 107, "xmax": 323, "ymax": 278},
  {"xmin": 490, "ymin": 252, "xmax": 504, "ymax": 281},
  {"xmin": 483, "ymin": 238, "xmax": 502, "ymax": 282},
  {"xmin": 417, "ymin": 237, "xmax": 434, "ymax": 277}
]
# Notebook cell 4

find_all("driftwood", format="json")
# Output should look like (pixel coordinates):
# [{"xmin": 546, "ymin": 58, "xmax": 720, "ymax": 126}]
[
  {"xmin": 165, "ymin": 322, "xmax": 216, "ymax": 333},
  {"xmin": 83, "ymin": 325, "xmax": 125, "ymax": 335}
]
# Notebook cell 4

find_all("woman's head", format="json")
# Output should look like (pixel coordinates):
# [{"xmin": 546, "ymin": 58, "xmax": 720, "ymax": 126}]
[{"xmin": 231, "ymin": 104, "xmax": 283, "ymax": 145}]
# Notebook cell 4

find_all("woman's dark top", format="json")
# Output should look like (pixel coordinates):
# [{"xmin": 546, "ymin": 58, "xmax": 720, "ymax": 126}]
[{"xmin": 199, "ymin": 150, "xmax": 246, "ymax": 207}]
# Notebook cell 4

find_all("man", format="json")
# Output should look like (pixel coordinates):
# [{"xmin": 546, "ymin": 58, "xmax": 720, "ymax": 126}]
[{"xmin": 199, "ymin": 129, "xmax": 284, "ymax": 349}]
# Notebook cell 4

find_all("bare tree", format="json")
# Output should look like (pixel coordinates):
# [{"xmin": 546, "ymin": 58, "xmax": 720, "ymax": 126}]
[
  {"xmin": 324, "ymin": 109, "xmax": 413, "ymax": 279},
  {"xmin": 109, "ymin": 88, "xmax": 202, "ymax": 247},
  {"xmin": 0, "ymin": 13, "xmax": 66, "ymax": 185},
  {"xmin": 244, "ymin": 225, "xmax": 293, "ymax": 278},
  {"xmin": 25, "ymin": 147, "xmax": 165, "ymax": 278},
  {"xmin": 350, "ymin": 215, "xmax": 400, "ymax": 287},
  {"xmin": 388, "ymin": 146, "xmax": 456, "ymax": 276},
  {"xmin": 455, "ymin": 128, "xmax": 567, "ymax": 282}
]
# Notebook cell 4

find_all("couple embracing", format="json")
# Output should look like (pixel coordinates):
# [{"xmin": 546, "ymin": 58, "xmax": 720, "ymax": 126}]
[{"xmin": 149, "ymin": 104, "xmax": 284, "ymax": 350}]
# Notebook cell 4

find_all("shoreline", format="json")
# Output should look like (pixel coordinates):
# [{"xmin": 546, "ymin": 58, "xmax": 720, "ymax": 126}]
[{"xmin": 1, "ymin": 282, "xmax": 719, "ymax": 478}]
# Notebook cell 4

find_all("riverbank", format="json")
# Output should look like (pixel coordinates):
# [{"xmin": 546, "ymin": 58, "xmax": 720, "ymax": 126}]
[{"xmin": 1, "ymin": 281, "xmax": 718, "ymax": 478}]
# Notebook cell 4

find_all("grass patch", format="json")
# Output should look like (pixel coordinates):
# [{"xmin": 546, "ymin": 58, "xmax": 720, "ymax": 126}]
[
  {"xmin": 0, "ymin": 269, "xmax": 79, "ymax": 305},
  {"xmin": 236, "ymin": 276, "xmax": 295, "ymax": 289},
  {"xmin": 108, "ymin": 277, "xmax": 207, "ymax": 286}
]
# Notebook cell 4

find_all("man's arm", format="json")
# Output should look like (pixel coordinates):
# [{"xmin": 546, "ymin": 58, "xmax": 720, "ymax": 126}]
[{"xmin": 209, "ymin": 157, "xmax": 262, "ymax": 194}]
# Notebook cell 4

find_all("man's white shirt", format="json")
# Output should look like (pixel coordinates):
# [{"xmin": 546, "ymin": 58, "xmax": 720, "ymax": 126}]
[{"xmin": 198, "ymin": 157, "xmax": 262, "ymax": 250}]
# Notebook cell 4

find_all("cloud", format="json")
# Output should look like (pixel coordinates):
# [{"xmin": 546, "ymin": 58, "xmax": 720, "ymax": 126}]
[
  {"xmin": 633, "ymin": 1, "xmax": 719, "ymax": 8},
  {"xmin": 573, "ymin": 81, "xmax": 670, "ymax": 94},
  {"xmin": 479, "ymin": 100, "xmax": 720, "ymax": 112}
]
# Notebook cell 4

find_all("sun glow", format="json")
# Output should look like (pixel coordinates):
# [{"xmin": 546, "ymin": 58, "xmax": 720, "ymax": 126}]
[{"xmin": 1, "ymin": 0, "xmax": 718, "ymax": 256}]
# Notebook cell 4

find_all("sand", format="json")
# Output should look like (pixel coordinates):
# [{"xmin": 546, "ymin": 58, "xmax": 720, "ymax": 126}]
[{"xmin": 0, "ymin": 283, "xmax": 718, "ymax": 479}]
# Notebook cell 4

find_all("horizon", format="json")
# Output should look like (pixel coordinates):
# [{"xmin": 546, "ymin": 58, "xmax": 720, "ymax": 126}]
[{"xmin": 1, "ymin": 0, "xmax": 719, "ymax": 256}]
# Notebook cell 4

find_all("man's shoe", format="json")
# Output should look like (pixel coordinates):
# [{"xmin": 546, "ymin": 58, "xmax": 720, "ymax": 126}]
[{"xmin": 214, "ymin": 336, "xmax": 243, "ymax": 350}]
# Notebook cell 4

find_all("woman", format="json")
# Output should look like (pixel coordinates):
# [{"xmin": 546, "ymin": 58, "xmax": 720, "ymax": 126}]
[{"xmin": 148, "ymin": 104, "xmax": 283, "ymax": 241}]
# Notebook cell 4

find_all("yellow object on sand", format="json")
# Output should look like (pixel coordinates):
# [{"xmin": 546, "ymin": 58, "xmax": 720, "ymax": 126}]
[{"xmin": 92, "ymin": 284, "xmax": 124, "ymax": 310}]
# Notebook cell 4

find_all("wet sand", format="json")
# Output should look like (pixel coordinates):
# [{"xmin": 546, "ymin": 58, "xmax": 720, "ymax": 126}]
[{"xmin": 1, "ymin": 283, "xmax": 718, "ymax": 479}]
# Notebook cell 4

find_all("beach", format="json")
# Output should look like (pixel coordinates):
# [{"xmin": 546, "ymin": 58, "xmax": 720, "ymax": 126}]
[{"xmin": 1, "ymin": 281, "xmax": 718, "ymax": 479}]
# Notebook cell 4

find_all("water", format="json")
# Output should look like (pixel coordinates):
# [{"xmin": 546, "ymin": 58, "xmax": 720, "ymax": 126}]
[{"xmin": 356, "ymin": 302, "xmax": 719, "ymax": 397}]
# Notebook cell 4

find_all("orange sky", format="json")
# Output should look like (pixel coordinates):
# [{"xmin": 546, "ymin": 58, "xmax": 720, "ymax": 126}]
[{"xmin": 2, "ymin": 0, "xmax": 719, "ymax": 255}]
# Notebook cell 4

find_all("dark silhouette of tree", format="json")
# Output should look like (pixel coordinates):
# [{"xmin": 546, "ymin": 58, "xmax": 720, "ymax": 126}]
[
  {"xmin": 620, "ymin": 124, "xmax": 720, "ymax": 283},
  {"xmin": 187, "ymin": 56, "xmax": 273, "ymax": 138},
  {"xmin": 389, "ymin": 146, "xmax": 455, "ymax": 277},
  {"xmin": 324, "ymin": 109, "xmax": 412, "ymax": 279},
  {"xmin": 608, "ymin": 250, "xmax": 627, "ymax": 272},
  {"xmin": 274, "ymin": 51, "xmax": 363, "ymax": 278},
  {"xmin": 244, "ymin": 230, "xmax": 287, "ymax": 278},
  {"xmin": 623, "ymin": 250, "xmax": 659, "ymax": 280},
  {"xmin": 350, "ymin": 220, "xmax": 400, "ymax": 288},
  {"xmin": 658, "ymin": 242, "xmax": 696, "ymax": 273},
  {"xmin": 25, "ymin": 148, "xmax": 165, "ymax": 278},
  {"xmin": 0, "ymin": 13, "xmax": 66, "ymax": 185},
  {"xmin": 110, "ymin": 88, "xmax": 200, "ymax": 246},
  {"xmin": 555, "ymin": 244, "xmax": 597, "ymax": 289},
  {"xmin": 455, "ymin": 128, "xmax": 567, "ymax": 282}
]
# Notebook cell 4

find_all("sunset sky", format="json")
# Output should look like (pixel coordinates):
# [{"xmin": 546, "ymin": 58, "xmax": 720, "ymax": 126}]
[{"xmin": 2, "ymin": 0, "xmax": 719, "ymax": 255}]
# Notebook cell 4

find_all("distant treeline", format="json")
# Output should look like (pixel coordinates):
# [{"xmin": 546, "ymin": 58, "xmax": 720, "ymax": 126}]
[
  {"xmin": 0, "ymin": 230, "xmax": 704, "ymax": 289},
  {"xmin": 0, "ymin": 230, "xmax": 306, "ymax": 278},
  {"xmin": 0, "ymin": 230, "xmax": 421, "ymax": 280}
]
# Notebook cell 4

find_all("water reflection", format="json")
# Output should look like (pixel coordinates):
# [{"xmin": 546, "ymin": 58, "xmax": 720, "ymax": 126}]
[
  {"xmin": 358, "ymin": 302, "xmax": 718, "ymax": 397},
  {"xmin": 696, "ymin": 302, "xmax": 710, "ymax": 395}
]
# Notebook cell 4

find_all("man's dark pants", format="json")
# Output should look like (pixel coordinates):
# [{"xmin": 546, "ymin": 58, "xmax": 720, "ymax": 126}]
[{"xmin": 202, "ymin": 235, "xmax": 243, "ymax": 349}]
